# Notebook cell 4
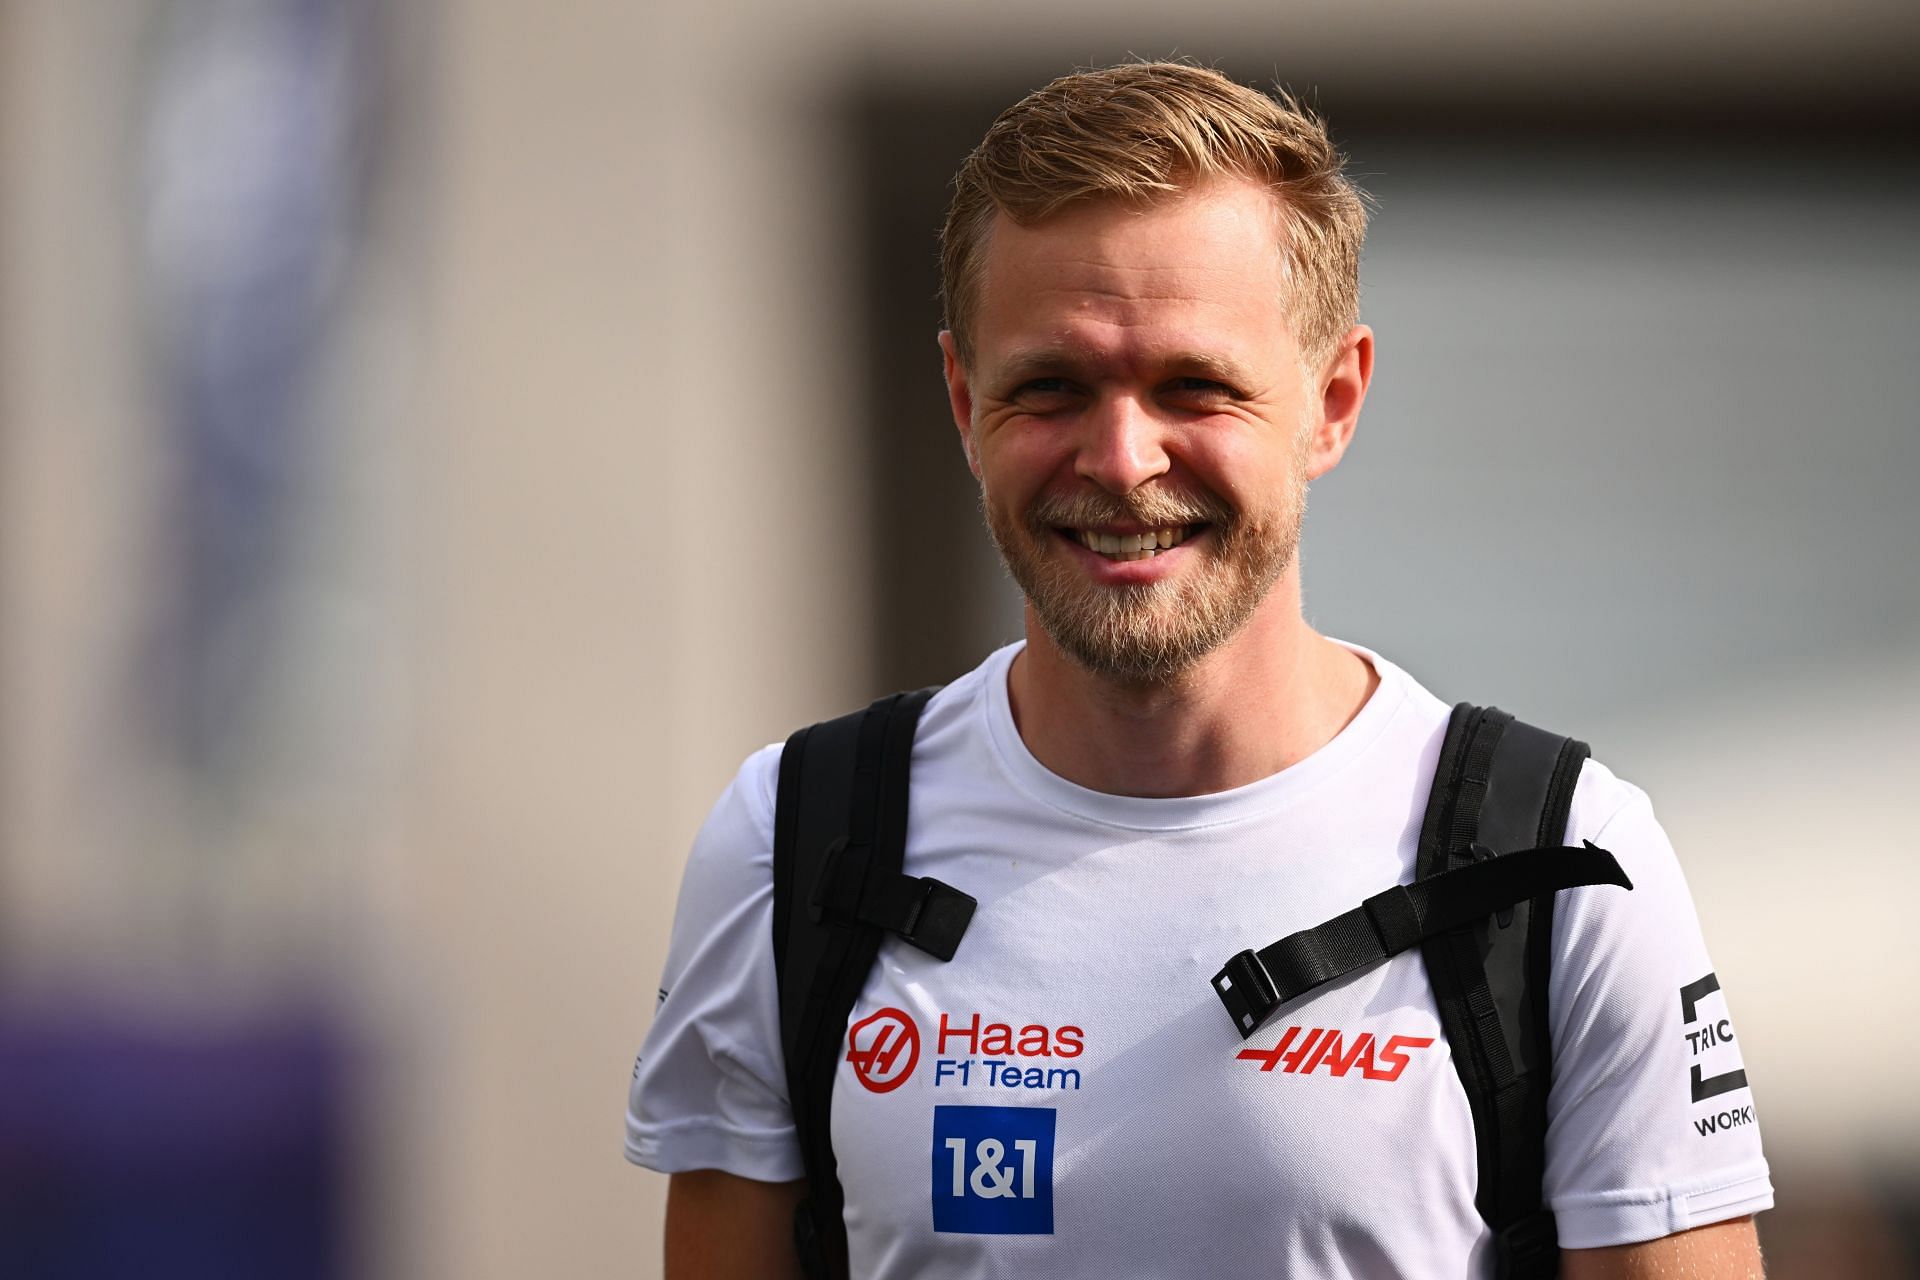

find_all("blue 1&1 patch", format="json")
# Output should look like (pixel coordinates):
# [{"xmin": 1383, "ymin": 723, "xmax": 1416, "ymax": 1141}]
[{"xmin": 930, "ymin": 1105, "xmax": 1056, "ymax": 1235}]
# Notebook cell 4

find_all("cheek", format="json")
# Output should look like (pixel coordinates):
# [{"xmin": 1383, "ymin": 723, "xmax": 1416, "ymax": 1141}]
[
  {"xmin": 1201, "ymin": 428, "xmax": 1305, "ymax": 490},
  {"xmin": 978, "ymin": 430, "xmax": 1071, "ymax": 500},
  {"xmin": 1173, "ymin": 437, "xmax": 1261, "ymax": 499}
]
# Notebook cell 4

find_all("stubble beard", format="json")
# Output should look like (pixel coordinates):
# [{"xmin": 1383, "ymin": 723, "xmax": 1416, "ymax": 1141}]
[{"xmin": 982, "ymin": 466, "xmax": 1308, "ymax": 687}]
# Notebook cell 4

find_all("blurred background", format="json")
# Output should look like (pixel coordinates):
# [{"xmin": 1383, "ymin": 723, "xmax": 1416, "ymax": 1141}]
[{"xmin": 1, "ymin": 1, "xmax": 1915, "ymax": 1276}]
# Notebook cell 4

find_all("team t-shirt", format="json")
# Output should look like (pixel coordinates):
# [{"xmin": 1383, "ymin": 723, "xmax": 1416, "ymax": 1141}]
[{"xmin": 627, "ymin": 642, "xmax": 1771, "ymax": 1277}]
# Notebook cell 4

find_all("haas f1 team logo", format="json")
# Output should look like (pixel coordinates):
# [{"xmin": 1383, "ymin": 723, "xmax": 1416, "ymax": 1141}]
[{"xmin": 848, "ymin": 1007, "xmax": 921, "ymax": 1092}]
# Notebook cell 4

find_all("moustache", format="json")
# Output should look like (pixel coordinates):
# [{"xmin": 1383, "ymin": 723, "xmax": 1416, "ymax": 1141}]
[{"xmin": 1025, "ymin": 487, "xmax": 1234, "ymax": 534}]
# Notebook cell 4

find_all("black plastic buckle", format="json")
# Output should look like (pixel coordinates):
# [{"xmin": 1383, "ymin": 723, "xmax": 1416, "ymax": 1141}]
[
  {"xmin": 1212, "ymin": 949, "xmax": 1280, "ymax": 1039},
  {"xmin": 807, "ymin": 836, "xmax": 976, "ymax": 962},
  {"xmin": 1491, "ymin": 1210, "xmax": 1559, "ymax": 1278},
  {"xmin": 898, "ymin": 878, "xmax": 976, "ymax": 962}
]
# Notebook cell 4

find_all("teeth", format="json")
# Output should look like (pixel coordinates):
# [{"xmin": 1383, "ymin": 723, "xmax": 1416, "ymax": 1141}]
[{"xmin": 1074, "ymin": 526, "xmax": 1191, "ymax": 560}]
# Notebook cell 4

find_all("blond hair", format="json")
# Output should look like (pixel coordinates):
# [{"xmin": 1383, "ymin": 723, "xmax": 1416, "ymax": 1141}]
[{"xmin": 941, "ymin": 62, "xmax": 1367, "ymax": 369}]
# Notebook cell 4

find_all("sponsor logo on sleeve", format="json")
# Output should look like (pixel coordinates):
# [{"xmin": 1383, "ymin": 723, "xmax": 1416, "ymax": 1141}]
[
  {"xmin": 1680, "ymin": 971, "xmax": 1753, "ymax": 1135},
  {"xmin": 1234, "ymin": 1025, "xmax": 1435, "ymax": 1082},
  {"xmin": 931, "ymin": 1104, "xmax": 1056, "ymax": 1235}
]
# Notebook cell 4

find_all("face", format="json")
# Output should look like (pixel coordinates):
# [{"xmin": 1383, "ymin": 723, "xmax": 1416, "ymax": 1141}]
[{"xmin": 940, "ymin": 176, "xmax": 1370, "ymax": 684}]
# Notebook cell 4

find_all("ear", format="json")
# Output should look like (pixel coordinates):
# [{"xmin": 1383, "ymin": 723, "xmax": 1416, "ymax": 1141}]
[
  {"xmin": 1304, "ymin": 324, "xmax": 1373, "ymax": 481},
  {"xmin": 938, "ymin": 330, "xmax": 981, "ymax": 478}
]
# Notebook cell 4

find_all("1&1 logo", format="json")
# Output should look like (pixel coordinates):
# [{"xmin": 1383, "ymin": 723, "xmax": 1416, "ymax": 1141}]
[
  {"xmin": 847, "ymin": 1007, "xmax": 920, "ymax": 1093},
  {"xmin": 931, "ymin": 1105, "xmax": 1056, "ymax": 1235}
]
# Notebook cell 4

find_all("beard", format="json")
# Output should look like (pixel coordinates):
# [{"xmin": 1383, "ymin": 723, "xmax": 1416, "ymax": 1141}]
[{"xmin": 982, "ymin": 464, "xmax": 1307, "ymax": 686}]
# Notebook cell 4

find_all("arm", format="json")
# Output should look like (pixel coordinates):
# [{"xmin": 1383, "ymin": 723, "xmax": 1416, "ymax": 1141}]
[
  {"xmin": 630, "ymin": 752, "xmax": 813, "ymax": 1273},
  {"xmin": 665, "ymin": 1170, "xmax": 807, "ymax": 1280},
  {"xmin": 1543, "ymin": 779, "xmax": 1773, "ymax": 1264},
  {"xmin": 1561, "ymin": 1215, "xmax": 1763, "ymax": 1279}
]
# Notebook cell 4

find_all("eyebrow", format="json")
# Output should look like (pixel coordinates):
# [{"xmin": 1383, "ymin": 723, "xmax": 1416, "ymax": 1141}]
[{"xmin": 991, "ymin": 347, "xmax": 1091, "ymax": 390}]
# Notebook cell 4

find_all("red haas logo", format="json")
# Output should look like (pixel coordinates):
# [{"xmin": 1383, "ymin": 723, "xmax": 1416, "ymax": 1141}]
[
  {"xmin": 847, "ymin": 1008, "xmax": 921, "ymax": 1092},
  {"xmin": 1236, "ymin": 1026, "xmax": 1434, "ymax": 1082}
]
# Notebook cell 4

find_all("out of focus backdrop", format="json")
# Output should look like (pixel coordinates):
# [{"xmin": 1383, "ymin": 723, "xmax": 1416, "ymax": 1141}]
[{"xmin": 2, "ymin": 1, "xmax": 1916, "ymax": 1276}]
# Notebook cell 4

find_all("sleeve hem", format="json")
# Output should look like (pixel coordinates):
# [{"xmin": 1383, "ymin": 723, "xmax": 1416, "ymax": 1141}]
[
  {"xmin": 1552, "ymin": 1162, "xmax": 1774, "ymax": 1249},
  {"xmin": 625, "ymin": 1120, "xmax": 806, "ymax": 1183}
]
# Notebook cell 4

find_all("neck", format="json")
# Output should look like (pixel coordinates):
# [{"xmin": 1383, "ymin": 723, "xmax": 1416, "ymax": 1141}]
[{"xmin": 1006, "ymin": 571, "xmax": 1377, "ymax": 798}]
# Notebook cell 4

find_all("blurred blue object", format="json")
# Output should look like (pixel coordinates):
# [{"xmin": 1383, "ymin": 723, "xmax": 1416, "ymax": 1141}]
[{"xmin": 0, "ymin": 1006, "xmax": 348, "ymax": 1280}]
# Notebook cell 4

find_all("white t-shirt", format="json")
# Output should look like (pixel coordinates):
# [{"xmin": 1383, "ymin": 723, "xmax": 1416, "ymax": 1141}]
[{"xmin": 627, "ymin": 642, "xmax": 1771, "ymax": 1277}]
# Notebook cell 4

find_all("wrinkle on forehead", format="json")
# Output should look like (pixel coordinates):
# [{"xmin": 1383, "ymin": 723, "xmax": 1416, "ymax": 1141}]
[
  {"xmin": 981, "ymin": 263, "xmax": 1283, "ymax": 338},
  {"xmin": 992, "ymin": 180, "xmax": 1288, "ymax": 264},
  {"xmin": 974, "ymin": 182, "xmax": 1292, "ymax": 338}
]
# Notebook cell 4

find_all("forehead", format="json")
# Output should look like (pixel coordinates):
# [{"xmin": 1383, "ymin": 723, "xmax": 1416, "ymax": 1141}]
[{"xmin": 971, "ymin": 177, "xmax": 1298, "ymax": 369}]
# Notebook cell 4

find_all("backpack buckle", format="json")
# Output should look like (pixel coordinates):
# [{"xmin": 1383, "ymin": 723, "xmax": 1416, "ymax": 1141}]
[
  {"xmin": 1492, "ymin": 1210, "xmax": 1558, "ymax": 1278},
  {"xmin": 895, "ymin": 877, "xmax": 976, "ymax": 962},
  {"xmin": 807, "ymin": 836, "xmax": 976, "ymax": 961},
  {"xmin": 1212, "ymin": 949, "xmax": 1280, "ymax": 1039}
]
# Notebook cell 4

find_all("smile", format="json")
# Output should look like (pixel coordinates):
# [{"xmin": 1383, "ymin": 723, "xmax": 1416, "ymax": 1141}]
[{"xmin": 1063, "ymin": 525, "xmax": 1199, "ymax": 562}]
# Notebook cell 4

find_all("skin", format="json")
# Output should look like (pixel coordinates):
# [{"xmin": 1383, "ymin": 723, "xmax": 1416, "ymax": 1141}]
[
  {"xmin": 665, "ymin": 1171, "xmax": 804, "ymax": 1279},
  {"xmin": 665, "ymin": 176, "xmax": 1765, "ymax": 1277},
  {"xmin": 939, "ymin": 176, "xmax": 1374, "ymax": 798},
  {"xmin": 1561, "ymin": 1217, "xmax": 1765, "ymax": 1279}
]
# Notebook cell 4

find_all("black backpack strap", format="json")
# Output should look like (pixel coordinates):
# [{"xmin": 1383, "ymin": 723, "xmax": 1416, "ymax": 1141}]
[
  {"xmin": 1211, "ymin": 841, "xmax": 1628, "ymax": 1037},
  {"xmin": 1417, "ymin": 703, "xmax": 1602, "ymax": 1280},
  {"xmin": 1208, "ymin": 701, "xmax": 1629, "ymax": 1279},
  {"xmin": 772, "ymin": 688, "xmax": 969, "ymax": 1280}
]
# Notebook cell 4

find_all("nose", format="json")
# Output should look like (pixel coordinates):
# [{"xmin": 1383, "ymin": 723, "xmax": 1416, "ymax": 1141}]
[{"xmin": 1074, "ymin": 395, "xmax": 1170, "ymax": 494}]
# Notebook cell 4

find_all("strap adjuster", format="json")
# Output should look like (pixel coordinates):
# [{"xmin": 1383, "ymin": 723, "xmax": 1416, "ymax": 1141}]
[
  {"xmin": 897, "ymin": 877, "xmax": 975, "ymax": 961},
  {"xmin": 808, "ymin": 837, "xmax": 977, "ymax": 961},
  {"xmin": 1212, "ymin": 949, "xmax": 1281, "ymax": 1038},
  {"xmin": 1209, "ymin": 843, "xmax": 1632, "ymax": 1041}
]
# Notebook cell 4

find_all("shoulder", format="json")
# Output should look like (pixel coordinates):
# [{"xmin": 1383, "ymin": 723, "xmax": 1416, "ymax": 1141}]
[
  {"xmin": 1561, "ymin": 755, "xmax": 1688, "ymax": 913},
  {"xmin": 1564, "ymin": 754, "xmax": 1653, "ymax": 848},
  {"xmin": 674, "ymin": 742, "xmax": 784, "ymax": 918},
  {"xmin": 1546, "ymin": 751, "xmax": 1710, "ymax": 972},
  {"xmin": 1545, "ymin": 752, "xmax": 1726, "ymax": 1062},
  {"xmin": 1540, "ymin": 756, "xmax": 1773, "ymax": 1242}
]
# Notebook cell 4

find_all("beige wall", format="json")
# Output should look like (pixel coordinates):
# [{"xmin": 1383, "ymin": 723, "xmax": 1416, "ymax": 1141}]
[
  {"xmin": 0, "ymin": 3, "xmax": 873, "ymax": 1276},
  {"xmin": 402, "ymin": 5, "xmax": 874, "ymax": 1275}
]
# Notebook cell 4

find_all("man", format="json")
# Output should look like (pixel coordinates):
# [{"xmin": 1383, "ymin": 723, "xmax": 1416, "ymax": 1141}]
[{"xmin": 627, "ymin": 62, "xmax": 1771, "ymax": 1277}]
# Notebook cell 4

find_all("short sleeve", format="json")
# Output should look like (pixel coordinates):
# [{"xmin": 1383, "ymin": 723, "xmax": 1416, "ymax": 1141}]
[
  {"xmin": 624, "ymin": 744, "xmax": 805, "ymax": 1182},
  {"xmin": 1543, "ymin": 762, "xmax": 1773, "ymax": 1248}
]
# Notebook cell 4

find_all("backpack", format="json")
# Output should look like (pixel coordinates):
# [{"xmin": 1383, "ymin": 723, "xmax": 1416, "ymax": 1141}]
[{"xmin": 772, "ymin": 689, "xmax": 1631, "ymax": 1280}]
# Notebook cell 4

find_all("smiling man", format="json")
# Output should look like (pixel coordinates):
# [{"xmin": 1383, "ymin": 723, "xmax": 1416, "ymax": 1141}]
[{"xmin": 627, "ymin": 63, "xmax": 1772, "ymax": 1279}]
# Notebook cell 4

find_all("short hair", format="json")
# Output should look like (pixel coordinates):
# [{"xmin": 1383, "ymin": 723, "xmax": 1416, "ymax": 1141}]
[{"xmin": 941, "ymin": 62, "xmax": 1368, "ymax": 370}]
